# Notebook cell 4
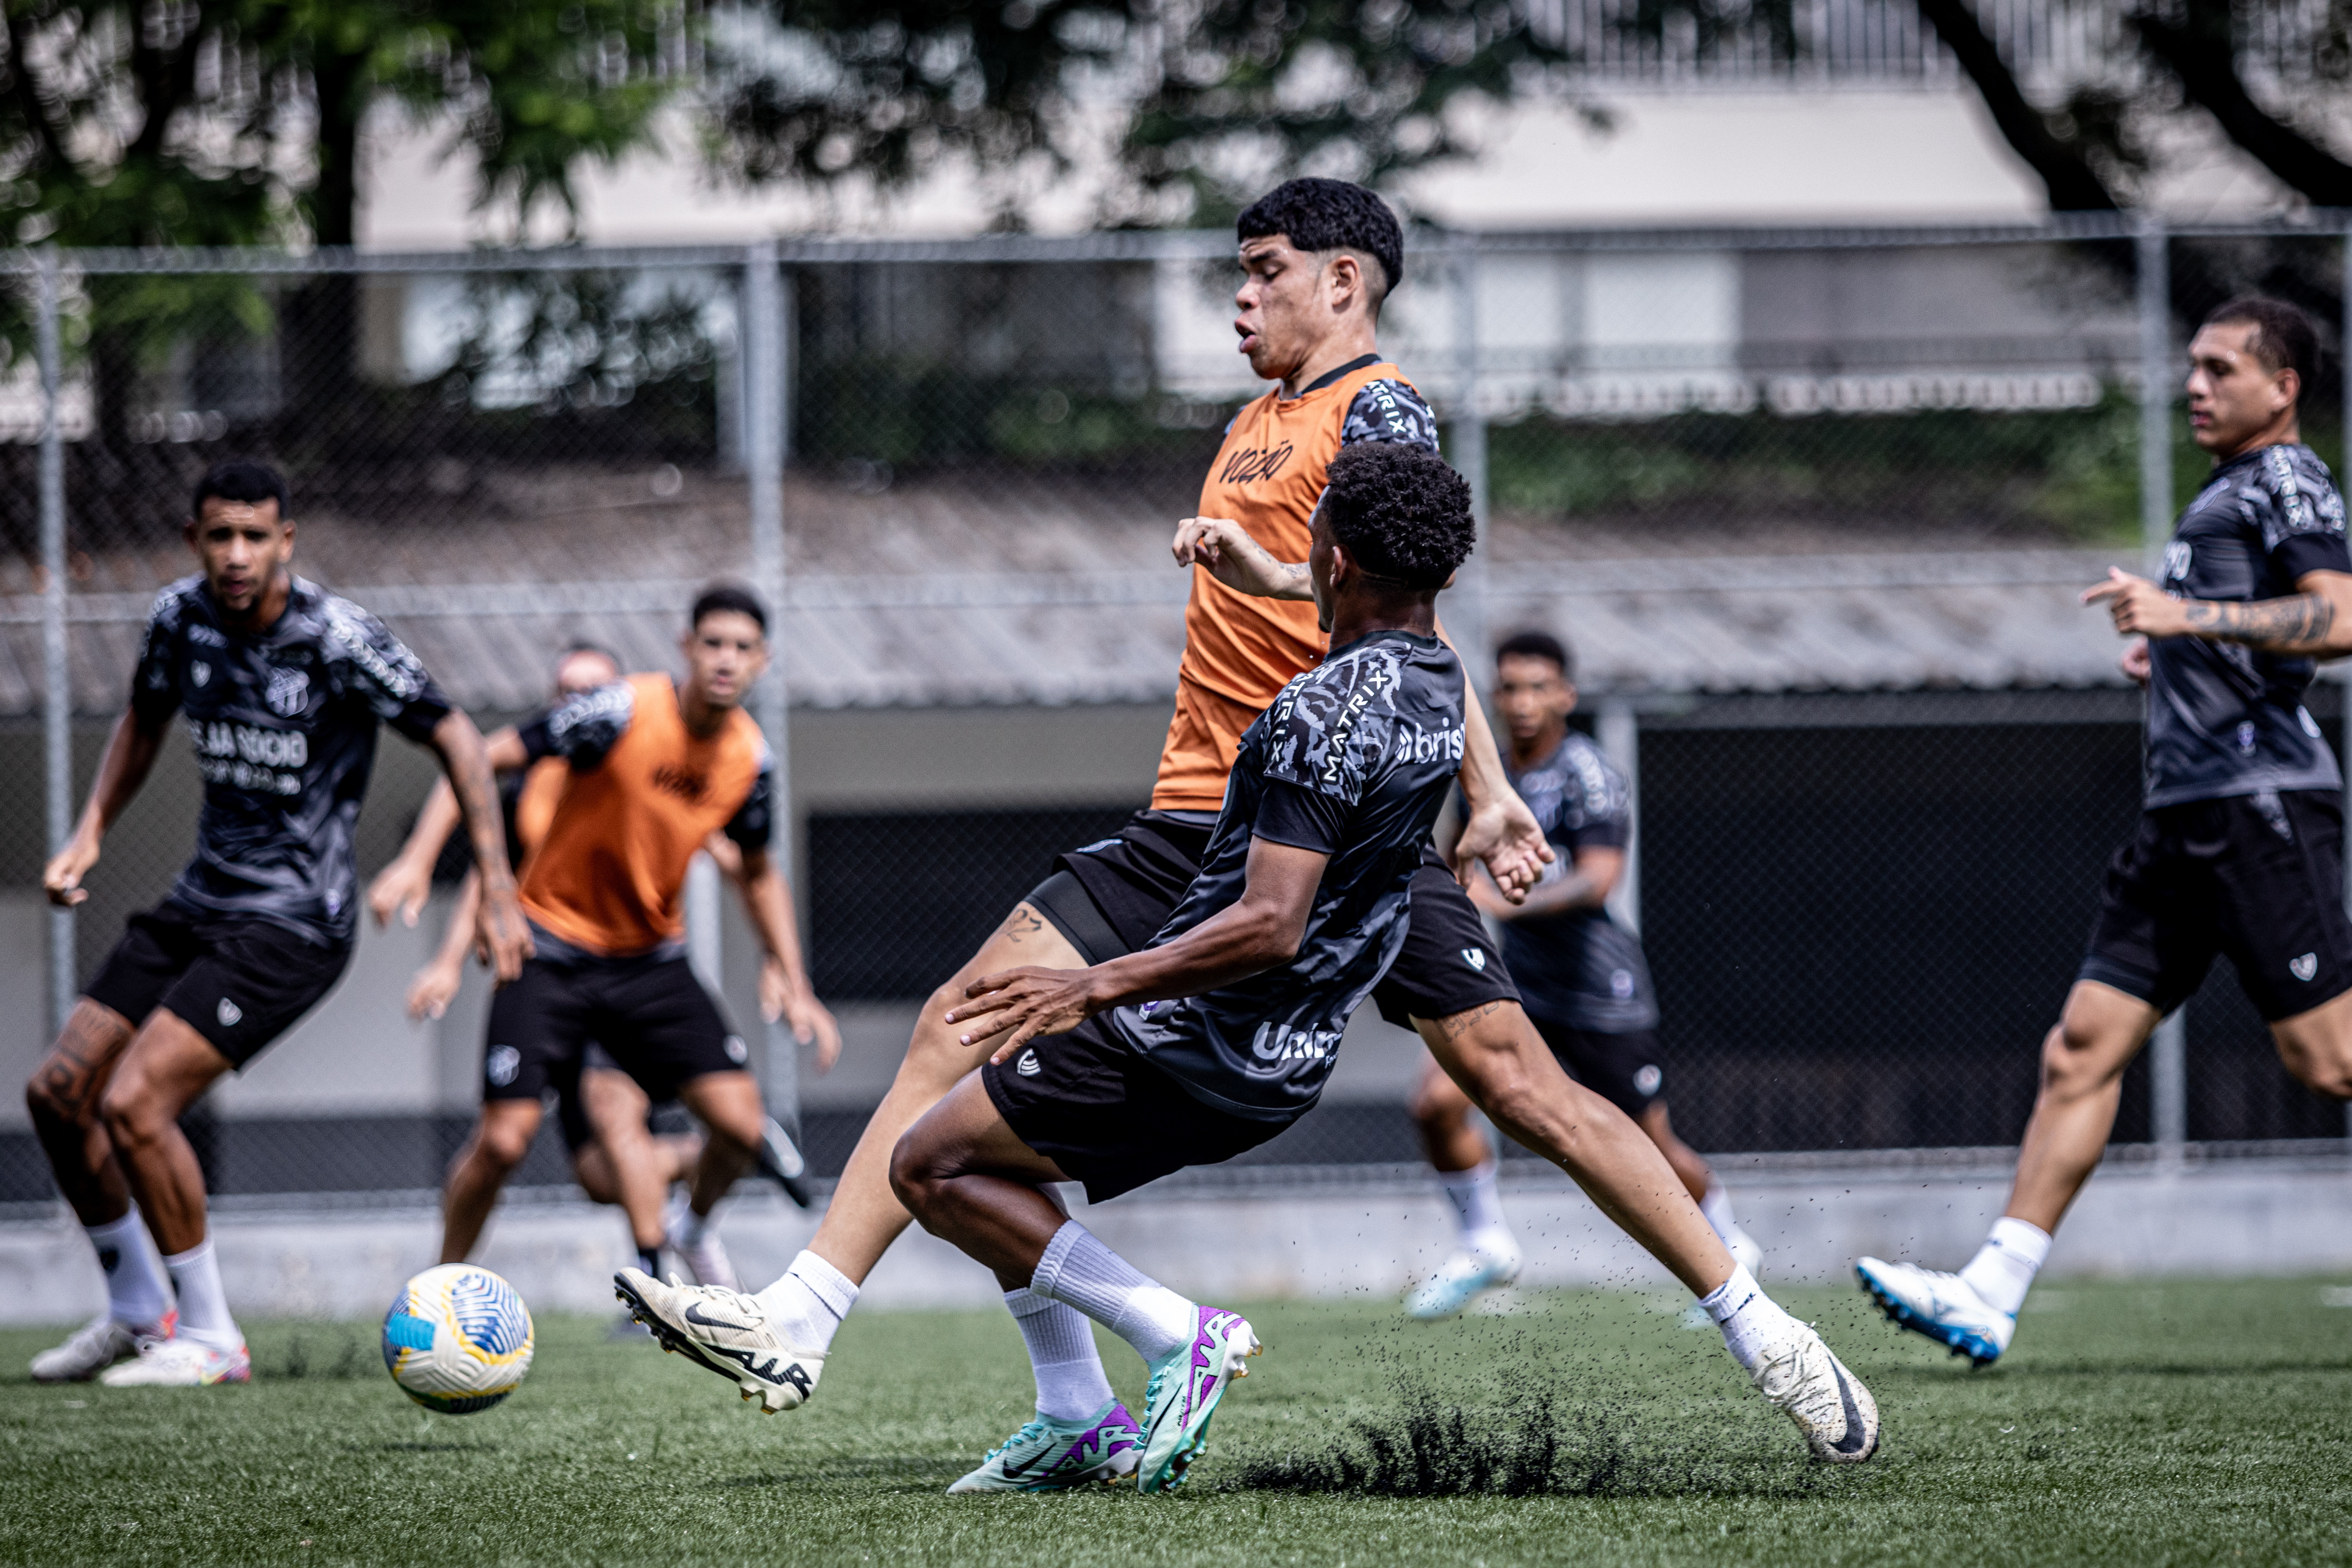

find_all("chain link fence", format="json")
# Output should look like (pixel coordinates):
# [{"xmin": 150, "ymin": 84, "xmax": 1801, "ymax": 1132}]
[{"xmin": 4, "ymin": 217, "xmax": 2351, "ymax": 1211}]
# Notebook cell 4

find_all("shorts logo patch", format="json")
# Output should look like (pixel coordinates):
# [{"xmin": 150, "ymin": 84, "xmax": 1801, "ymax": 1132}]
[
  {"xmin": 2237, "ymin": 721, "xmax": 2258, "ymax": 754},
  {"xmin": 485, "ymin": 1045, "xmax": 521, "ymax": 1086},
  {"xmin": 189, "ymin": 660, "xmax": 211, "ymax": 688},
  {"xmin": 1633, "ymin": 1065, "xmax": 1663, "ymax": 1097},
  {"xmin": 1461, "ymin": 948, "xmax": 1487, "ymax": 973},
  {"xmin": 1016, "ymin": 1049, "xmax": 1041, "ymax": 1077},
  {"xmin": 1611, "ymin": 968, "xmax": 1636, "ymax": 1000},
  {"xmin": 2293, "ymin": 953, "xmax": 2319, "ymax": 982},
  {"xmin": 215, "ymin": 997, "xmax": 242, "ymax": 1028},
  {"xmin": 724, "ymin": 1034, "xmax": 749, "ymax": 1065}
]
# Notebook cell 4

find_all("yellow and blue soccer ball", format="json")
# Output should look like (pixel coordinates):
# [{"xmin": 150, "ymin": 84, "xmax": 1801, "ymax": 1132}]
[{"xmin": 382, "ymin": 1264, "xmax": 535, "ymax": 1414}]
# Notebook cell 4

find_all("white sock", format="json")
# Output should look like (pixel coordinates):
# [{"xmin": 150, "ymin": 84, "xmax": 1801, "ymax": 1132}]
[
  {"xmin": 752, "ymin": 1249, "xmax": 857, "ymax": 1354},
  {"xmin": 87, "ymin": 1211, "xmax": 174, "ymax": 1329},
  {"xmin": 161, "ymin": 1238, "xmax": 239, "ymax": 1351},
  {"xmin": 675, "ymin": 1205, "xmax": 712, "ymax": 1247},
  {"xmin": 1698, "ymin": 1184, "xmax": 1739, "ymax": 1243},
  {"xmin": 1959, "ymin": 1217, "xmax": 2051, "ymax": 1317},
  {"xmin": 1029, "ymin": 1221, "xmax": 1196, "ymax": 1363},
  {"xmin": 1437, "ymin": 1161, "xmax": 1513, "ymax": 1259},
  {"xmin": 1698, "ymin": 1264, "xmax": 1798, "ymax": 1376},
  {"xmin": 1005, "ymin": 1288, "xmax": 1116, "ymax": 1423}
]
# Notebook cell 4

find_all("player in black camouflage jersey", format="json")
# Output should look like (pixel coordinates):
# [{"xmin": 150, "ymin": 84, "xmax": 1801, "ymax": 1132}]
[
  {"xmin": 25, "ymin": 460, "xmax": 527, "ymax": 1389},
  {"xmin": 620, "ymin": 444, "xmax": 1881, "ymax": 1481},
  {"xmin": 1861, "ymin": 296, "xmax": 2352, "ymax": 1367},
  {"xmin": 1406, "ymin": 631, "xmax": 1760, "ymax": 1320}
]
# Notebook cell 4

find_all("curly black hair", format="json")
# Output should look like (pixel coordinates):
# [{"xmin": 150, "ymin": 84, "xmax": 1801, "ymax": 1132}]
[
  {"xmin": 1237, "ymin": 179, "xmax": 1404, "ymax": 306},
  {"xmin": 192, "ymin": 458, "xmax": 289, "ymax": 520},
  {"xmin": 1495, "ymin": 629, "xmax": 1573, "ymax": 682},
  {"xmin": 1318, "ymin": 443, "xmax": 1474, "ymax": 592}
]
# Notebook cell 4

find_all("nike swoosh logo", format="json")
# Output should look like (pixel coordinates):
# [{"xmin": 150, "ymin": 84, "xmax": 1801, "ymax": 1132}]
[
  {"xmin": 1827, "ymin": 1359, "xmax": 1870, "ymax": 1455},
  {"xmin": 684, "ymin": 1302, "xmax": 759, "ymax": 1334}
]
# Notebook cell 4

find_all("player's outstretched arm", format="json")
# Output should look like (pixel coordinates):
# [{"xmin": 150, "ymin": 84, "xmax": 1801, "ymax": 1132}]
[
  {"xmin": 370, "ymin": 726, "xmax": 527, "ymax": 929},
  {"xmin": 424, "ymin": 711, "xmax": 531, "ymax": 983},
  {"xmin": 1472, "ymin": 845, "xmax": 1623, "ymax": 924},
  {"xmin": 1171, "ymin": 517, "xmax": 1313, "ymax": 600},
  {"xmin": 43, "ymin": 708, "xmax": 168, "ymax": 907},
  {"xmin": 2084, "ymin": 567, "xmax": 2352, "ymax": 657},
  {"xmin": 734, "ymin": 846, "xmax": 842, "ymax": 1073},
  {"xmin": 948, "ymin": 835, "xmax": 1328, "ymax": 1063},
  {"xmin": 405, "ymin": 869, "xmax": 480, "ymax": 1021},
  {"xmin": 1451, "ymin": 671, "xmax": 1551, "ymax": 902}
]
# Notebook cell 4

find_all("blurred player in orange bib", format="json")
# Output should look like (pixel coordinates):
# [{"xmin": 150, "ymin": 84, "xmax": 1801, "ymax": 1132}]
[{"xmin": 384, "ymin": 585, "xmax": 838, "ymax": 1284}]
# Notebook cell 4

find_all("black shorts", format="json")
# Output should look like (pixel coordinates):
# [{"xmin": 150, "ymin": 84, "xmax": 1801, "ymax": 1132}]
[
  {"xmin": 980, "ymin": 1018, "xmax": 1289, "ymax": 1203},
  {"xmin": 85, "ymin": 905, "xmax": 351, "ymax": 1069},
  {"xmin": 553, "ymin": 1043, "xmax": 664, "ymax": 1155},
  {"xmin": 484, "ymin": 953, "xmax": 749, "ymax": 1110},
  {"xmin": 1530, "ymin": 1017, "xmax": 1665, "ymax": 1120},
  {"xmin": 1032, "ymin": 813, "xmax": 1519, "ymax": 1027},
  {"xmin": 2079, "ymin": 789, "xmax": 2352, "ymax": 1022}
]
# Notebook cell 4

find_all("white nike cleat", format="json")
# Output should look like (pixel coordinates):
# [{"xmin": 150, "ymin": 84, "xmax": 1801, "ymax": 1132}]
[
  {"xmin": 31, "ymin": 1311, "xmax": 174, "ymax": 1383},
  {"xmin": 98, "ymin": 1335, "xmax": 250, "ymax": 1388},
  {"xmin": 1727, "ymin": 1227, "xmax": 1764, "ymax": 1276},
  {"xmin": 612, "ymin": 1267, "xmax": 823, "ymax": 1413},
  {"xmin": 1750, "ymin": 1322, "xmax": 1878, "ymax": 1463},
  {"xmin": 1404, "ymin": 1242, "xmax": 1522, "ymax": 1320},
  {"xmin": 663, "ymin": 1196, "xmax": 741, "ymax": 1291},
  {"xmin": 1855, "ymin": 1257, "xmax": 2015, "ymax": 1366}
]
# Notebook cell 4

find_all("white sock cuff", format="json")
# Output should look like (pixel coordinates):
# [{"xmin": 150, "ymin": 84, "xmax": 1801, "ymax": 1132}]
[
  {"xmin": 1030, "ymin": 1221, "xmax": 1089, "ymax": 1300},
  {"xmin": 1003, "ymin": 1287, "xmax": 1056, "ymax": 1320},
  {"xmin": 1985, "ymin": 1216, "xmax": 2052, "ymax": 1268},
  {"xmin": 1436, "ymin": 1160, "xmax": 1497, "ymax": 1193},
  {"xmin": 86, "ymin": 1211, "xmax": 146, "ymax": 1247},
  {"xmin": 162, "ymin": 1237, "xmax": 213, "ymax": 1269},
  {"xmin": 1698, "ymin": 1263, "xmax": 1760, "ymax": 1323},
  {"xmin": 785, "ymin": 1249, "xmax": 857, "ymax": 1319}
]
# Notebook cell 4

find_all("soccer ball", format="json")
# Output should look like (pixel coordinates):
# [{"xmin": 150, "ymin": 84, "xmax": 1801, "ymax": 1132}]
[{"xmin": 382, "ymin": 1263, "xmax": 535, "ymax": 1414}]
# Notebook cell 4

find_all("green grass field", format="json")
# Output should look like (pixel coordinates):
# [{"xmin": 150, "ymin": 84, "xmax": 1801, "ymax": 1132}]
[{"xmin": 5, "ymin": 1278, "xmax": 2349, "ymax": 1566}]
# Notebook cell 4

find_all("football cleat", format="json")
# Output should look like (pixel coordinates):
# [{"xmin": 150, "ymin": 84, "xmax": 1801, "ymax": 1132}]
[
  {"xmin": 613, "ymin": 1267, "xmax": 824, "ymax": 1413},
  {"xmin": 1855, "ymin": 1257, "xmax": 2014, "ymax": 1367},
  {"xmin": 664, "ymin": 1197, "xmax": 741, "ymax": 1292},
  {"xmin": 31, "ymin": 1311, "xmax": 174, "ymax": 1383},
  {"xmin": 1404, "ymin": 1242, "xmax": 1522, "ymax": 1320},
  {"xmin": 97, "ymin": 1335, "xmax": 249, "ymax": 1388},
  {"xmin": 1750, "ymin": 1322, "xmax": 1879, "ymax": 1463},
  {"xmin": 946, "ymin": 1401, "xmax": 1143, "ymax": 1493},
  {"xmin": 1137, "ymin": 1305, "xmax": 1261, "ymax": 1493}
]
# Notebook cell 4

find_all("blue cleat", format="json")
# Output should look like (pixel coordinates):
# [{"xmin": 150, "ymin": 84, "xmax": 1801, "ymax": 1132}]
[
  {"xmin": 1404, "ymin": 1242, "xmax": 1522, "ymax": 1320},
  {"xmin": 1137, "ymin": 1306, "xmax": 1261, "ymax": 1493},
  {"xmin": 1856, "ymin": 1257, "xmax": 2014, "ymax": 1367},
  {"xmin": 946, "ymin": 1401, "xmax": 1142, "ymax": 1493}
]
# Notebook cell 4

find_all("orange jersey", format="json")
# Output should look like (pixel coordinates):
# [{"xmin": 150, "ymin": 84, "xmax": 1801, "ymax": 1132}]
[
  {"xmin": 1152, "ymin": 358, "xmax": 1433, "ymax": 809},
  {"xmin": 510, "ymin": 756, "xmax": 567, "ymax": 865},
  {"xmin": 518, "ymin": 673, "xmax": 772, "ymax": 956}
]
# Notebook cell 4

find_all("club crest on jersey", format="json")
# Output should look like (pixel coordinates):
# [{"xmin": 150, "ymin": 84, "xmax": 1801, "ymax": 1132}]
[
  {"xmin": 2162, "ymin": 540, "xmax": 2191, "ymax": 584},
  {"xmin": 265, "ymin": 666, "xmax": 310, "ymax": 717},
  {"xmin": 189, "ymin": 660, "xmax": 211, "ymax": 687},
  {"xmin": 2293, "ymin": 953, "xmax": 2319, "ymax": 982},
  {"xmin": 1462, "ymin": 948, "xmax": 1486, "ymax": 972}
]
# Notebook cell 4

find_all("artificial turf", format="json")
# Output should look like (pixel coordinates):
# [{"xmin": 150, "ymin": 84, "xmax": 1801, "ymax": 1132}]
[{"xmin": 3, "ymin": 1278, "xmax": 2348, "ymax": 1566}]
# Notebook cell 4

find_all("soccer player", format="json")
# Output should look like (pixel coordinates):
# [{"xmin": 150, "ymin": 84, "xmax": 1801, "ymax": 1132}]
[
  {"xmin": 619, "ymin": 446, "xmax": 1880, "ymax": 1485},
  {"xmin": 1858, "ymin": 295, "xmax": 2352, "ymax": 1365},
  {"xmin": 1403, "ymin": 630, "xmax": 1760, "ymax": 1318},
  {"xmin": 369, "ymin": 642, "xmax": 717, "ymax": 1287},
  {"xmin": 382, "ymin": 585, "xmax": 839, "ymax": 1285},
  {"xmin": 25, "ymin": 459, "xmax": 529, "ymax": 1386}
]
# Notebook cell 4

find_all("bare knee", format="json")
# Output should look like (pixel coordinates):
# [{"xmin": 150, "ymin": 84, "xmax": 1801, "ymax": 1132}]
[
  {"xmin": 886, "ymin": 1128, "xmax": 944, "ymax": 1217},
  {"xmin": 2040, "ymin": 1017, "xmax": 2120, "ymax": 1097},
  {"xmin": 472, "ymin": 1118, "xmax": 535, "ymax": 1173}
]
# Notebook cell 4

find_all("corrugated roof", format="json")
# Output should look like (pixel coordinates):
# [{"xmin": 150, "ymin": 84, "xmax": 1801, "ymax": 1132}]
[{"xmin": 0, "ymin": 468, "xmax": 2140, "ymax": 716}]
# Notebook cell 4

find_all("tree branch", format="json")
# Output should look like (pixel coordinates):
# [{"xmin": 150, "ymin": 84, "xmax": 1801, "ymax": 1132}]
[
  {"xmin": 1915, "ymin": 0, "xmax": 2117, "ymax": 211},
  {"xmin": 2130, "ymin": 1, "xmax": 2352, "ymax": 208}
]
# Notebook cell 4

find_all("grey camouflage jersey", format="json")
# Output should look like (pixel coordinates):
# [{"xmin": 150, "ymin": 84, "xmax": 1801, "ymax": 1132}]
[
  {"xmin": 1499, "ymin": 732, "xmax": 1658, "ymax": 1032},
  {"xmin": 2146, "ymin": 443, "xmax": 2351, "ymax": 808},
  {"xmin": 1107, "ymin": 629, "xmax": 1466, "ymax": 1121},
  {"xmin": 130, "ymin": 574, "xmax": 452, "ymax": 945}
]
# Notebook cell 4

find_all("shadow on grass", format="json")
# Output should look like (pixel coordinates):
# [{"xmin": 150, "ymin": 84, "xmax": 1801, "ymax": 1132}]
[{"xmin": 1229, "ymin": 1380, "xmax": 1868, "ymax": 1501}]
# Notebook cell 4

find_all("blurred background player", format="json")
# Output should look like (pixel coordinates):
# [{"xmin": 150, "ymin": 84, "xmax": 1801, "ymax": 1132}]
[
  {"xmin": 381, "ymin": 585, "xmax": 839, "ymax": 1290},
  {"xmin": 1858, "ymin": 295, "xmax": 2352, "ymax": 1365},
  {"xmin": 1405, "ymin": 630, "xmax": 1760, "ymax": 1319},
  {"xmin": 370, "ymin": 641, "xmax": 725, "ymax": 1290},
  {"xmin": 627, "ymin": 177, "xmax": 1587, "ymax": 1442},
  {"xmin": 622, "ymin": 444, "xmax": 1878, "ymax": 1480},
  {"xmin": 25, "ymin": 459, "xmax": 527, "ymax": 1386}
]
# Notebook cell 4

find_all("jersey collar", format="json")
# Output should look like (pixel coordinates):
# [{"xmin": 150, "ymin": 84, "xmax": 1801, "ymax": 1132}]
[{"xmin": 1283, "ymin": 351, "xmax": 1383, "ymax": 402}]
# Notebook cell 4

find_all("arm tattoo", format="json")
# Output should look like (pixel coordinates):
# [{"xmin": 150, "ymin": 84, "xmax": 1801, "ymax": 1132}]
[{"xmin": 2183, "ymin": 594, "xmax": 2336, "ymax": 649}]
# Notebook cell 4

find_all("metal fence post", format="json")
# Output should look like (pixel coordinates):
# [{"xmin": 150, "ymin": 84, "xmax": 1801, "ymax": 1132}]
[
  {"xmin": 2137, "ymin": 216, "xmax": 2187, "ymax": 1163},
  {"xmin": 38, "ymin": 248, "xmax": 72, "ymax": 1039},
  {"xmin": 743, "ymin": 241, "xmax": 799, "ymax": 1137},
  {"xmin": 1598, "ymin": 699, "xmax": 1640, "ymax": 935},
  {"xmin": 1449, "ymin": 231, "xmax": 1490, "ymax": 669}
]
